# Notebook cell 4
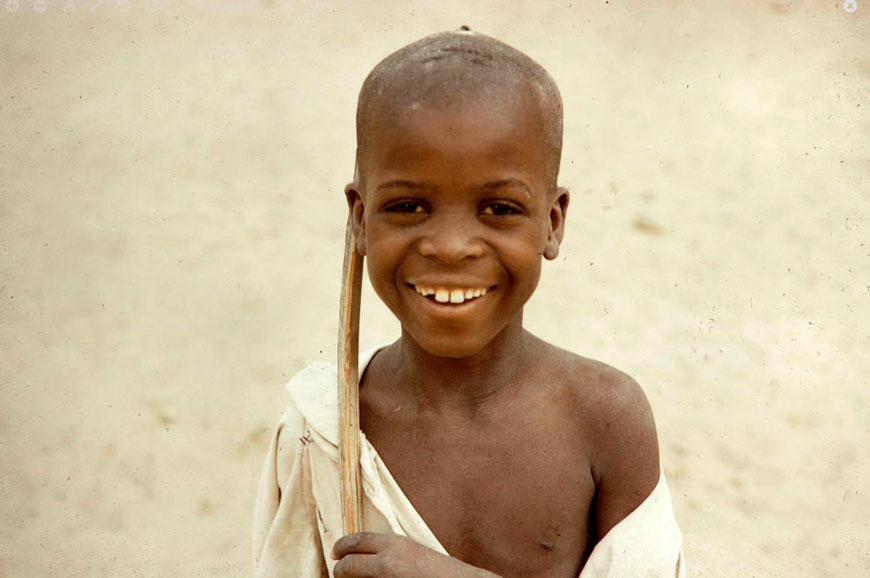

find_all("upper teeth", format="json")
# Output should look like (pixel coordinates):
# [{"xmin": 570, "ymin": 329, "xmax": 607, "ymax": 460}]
[{"xmin": 414, "ymin": 285, "xmax": 488, "ymax": 304}]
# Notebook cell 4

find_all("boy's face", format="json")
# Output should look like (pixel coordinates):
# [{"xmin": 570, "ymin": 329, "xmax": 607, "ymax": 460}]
[{"xmin": 347, "ymin": 92, "xmax": 568, "ymax": 359}]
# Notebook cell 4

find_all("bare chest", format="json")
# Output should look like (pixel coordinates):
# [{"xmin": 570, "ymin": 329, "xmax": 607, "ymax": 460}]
[{"xmin": 362, "ymin": 413, "xmax": 595, "ymax": 578}]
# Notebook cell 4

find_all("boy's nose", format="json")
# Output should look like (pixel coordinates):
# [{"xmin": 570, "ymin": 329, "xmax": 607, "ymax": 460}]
[{"xmin": 417, "ymin": 217, "xmax": 485, "ymax": 262}]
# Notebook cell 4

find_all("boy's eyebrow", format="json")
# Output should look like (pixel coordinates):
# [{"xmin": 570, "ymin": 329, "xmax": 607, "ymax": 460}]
[
  {"xmin": 375, "ymin": 178, "xmax": 533, "ymax": 197},
  {"xmin": 375, "ymin": 180, "xmax": 427, "ymax": 193},
  {"xmin": 480, "ymin": 178, "xmax": 533, "ymax": 198}
]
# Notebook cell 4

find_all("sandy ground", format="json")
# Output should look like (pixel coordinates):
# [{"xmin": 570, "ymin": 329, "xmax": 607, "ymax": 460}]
[{"xmin": 1, "ymin": 1, "xmax": 868, "ymax": 576}]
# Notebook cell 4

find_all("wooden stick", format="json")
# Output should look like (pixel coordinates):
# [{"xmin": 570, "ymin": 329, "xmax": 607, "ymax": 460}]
[{"xmin": 338, "ymin": 214, "xmax": 365, "ymax": 535}]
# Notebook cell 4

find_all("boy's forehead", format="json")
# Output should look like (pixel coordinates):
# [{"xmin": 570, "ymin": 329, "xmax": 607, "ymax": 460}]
[
  {"xmin": 368, "ymin": 72, "xmax": 539, "ymax": 131},
  {"xmin": 363, "ymin": 98, "xmax": 554, "ymax": 201},
  {"xmin": 372, "ymin": 96, "xmax": 550, "ymax": 169}
]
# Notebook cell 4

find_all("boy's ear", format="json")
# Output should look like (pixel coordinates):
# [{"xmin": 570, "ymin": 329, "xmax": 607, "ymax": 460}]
[
  {"xmin": 344, "ymin": 182, "xmax": 367, "ymax": 256},
  {"xmin": 543, "ymin": 187, "xmax": 569, "ymax": 260}
]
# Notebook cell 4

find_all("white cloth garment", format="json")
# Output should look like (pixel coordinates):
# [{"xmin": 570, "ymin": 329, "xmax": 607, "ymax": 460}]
[{"xmin": 253, "ymin": 348, "xmax": 686, "ymax": 578}]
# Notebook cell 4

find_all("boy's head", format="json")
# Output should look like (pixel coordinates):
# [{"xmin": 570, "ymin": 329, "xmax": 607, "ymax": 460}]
[
  {"xmin": 346, "ymin": 29, "xmax": 569, "ymax": 358},
  {"xmin": 353, "ymin": 28, "xmax": 563, "ymax": 192}
]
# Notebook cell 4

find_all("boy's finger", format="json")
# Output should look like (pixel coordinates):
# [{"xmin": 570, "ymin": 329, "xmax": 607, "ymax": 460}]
[
  {"xmin": 333, "ymin": 553, "xmax": 379, "ymax": 578},
  {"xmin": 331, "ymin": 532, "xmax": 385, "ymax": 559}
]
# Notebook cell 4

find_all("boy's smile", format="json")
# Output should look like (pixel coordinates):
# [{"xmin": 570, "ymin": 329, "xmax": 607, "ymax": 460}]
[
  {"xmin": 409, "ymin": 283, "xmax": 490, "ymax": 304},
  {"xmin": 347, "ymin": 89, "xmax": 568, "ymax": 359}
]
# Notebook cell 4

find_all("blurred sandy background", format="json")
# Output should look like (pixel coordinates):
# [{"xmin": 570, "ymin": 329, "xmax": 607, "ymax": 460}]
[{"xmin": 1, "ymin": 1, "xmax": 868, "ymax": 576}]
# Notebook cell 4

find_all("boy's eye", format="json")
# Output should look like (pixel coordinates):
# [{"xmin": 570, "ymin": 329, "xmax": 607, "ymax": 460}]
[
  {"xmin": 385, "ymin": 201, "xmax": 426, "ymax": 214},
  {"xmin": 481, "ymin": 203, "xmax": 521, "ymax": 216}
]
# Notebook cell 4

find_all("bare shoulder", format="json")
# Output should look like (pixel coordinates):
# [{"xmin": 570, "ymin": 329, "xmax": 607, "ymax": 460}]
[
  {"xmin": 541, "ymin": 344, "xmax": 661, "ymax": 538},
  {"xmin": 543, "ymin": 344, "xmax": 656, "ymax": 429}
]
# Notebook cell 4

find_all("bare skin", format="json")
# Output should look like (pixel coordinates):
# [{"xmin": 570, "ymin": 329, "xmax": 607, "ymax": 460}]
[
  {"xmin": 334, "ymin": 332, "xmax": 660, "ymax": 578},
  {"xmin": 333, "ymin": 79, "xmax": 660, "ymax": 578}
]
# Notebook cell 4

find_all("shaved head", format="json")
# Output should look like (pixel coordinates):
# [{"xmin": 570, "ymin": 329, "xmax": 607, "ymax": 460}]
[{"xmin": 354, "ymin": 28, "xmax": 563, "ymax": 190}]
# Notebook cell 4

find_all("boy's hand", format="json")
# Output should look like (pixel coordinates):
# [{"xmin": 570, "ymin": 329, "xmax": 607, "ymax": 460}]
[{"xmin": 332, "ymin": 532, "xmax": 501, "ymax": 578}]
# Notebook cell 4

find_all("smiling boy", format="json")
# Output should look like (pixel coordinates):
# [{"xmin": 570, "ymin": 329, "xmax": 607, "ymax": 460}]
[{"xmin": 253, "ymin": 30, "xmax": 684, "ymax": 578}]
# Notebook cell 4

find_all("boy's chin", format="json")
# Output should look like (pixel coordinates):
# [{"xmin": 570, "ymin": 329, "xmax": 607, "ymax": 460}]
[{"xmin": 404, "ymin": 332, "xmax": 497, "ymax": 360}]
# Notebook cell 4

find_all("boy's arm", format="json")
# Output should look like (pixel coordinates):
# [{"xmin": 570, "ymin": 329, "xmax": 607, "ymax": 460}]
[{"xmin": 589, "ymin": 375, "xmax": 662, "ymax": 542}]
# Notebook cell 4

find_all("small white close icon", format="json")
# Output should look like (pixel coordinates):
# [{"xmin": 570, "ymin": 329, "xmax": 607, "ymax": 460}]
[{"xmin": 844, "ymin": 0, "xmax": 857, "ymax": 12}]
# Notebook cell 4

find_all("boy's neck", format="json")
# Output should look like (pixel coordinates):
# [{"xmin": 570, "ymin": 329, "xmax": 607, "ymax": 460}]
[{"xmin": 387, "ymin": 320, "xmax": 543, "ymax": 415}]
